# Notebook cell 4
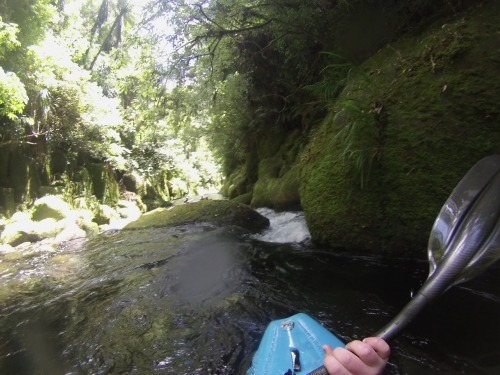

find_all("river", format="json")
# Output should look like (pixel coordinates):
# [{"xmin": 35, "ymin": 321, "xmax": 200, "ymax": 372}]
[{"xmin": 0, "ymin": 209, "xmax": 499, "ymax": 374}]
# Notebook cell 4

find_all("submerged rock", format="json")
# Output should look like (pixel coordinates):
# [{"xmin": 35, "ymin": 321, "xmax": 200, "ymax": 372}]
[{"xmin": 124, "ymin": 200, "xmax": 270, "ymax": 232}]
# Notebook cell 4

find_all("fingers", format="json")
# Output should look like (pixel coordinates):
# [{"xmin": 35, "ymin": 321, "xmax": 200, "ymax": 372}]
[
  {"xmin": 323, "ymin": 344, "xmax": 370, "ymax": 375},
  {"xmin": 362, "ymin": 337, "xmax": 391, "ymax": 360},
  {"xmin": 323, "ymin": 338, "xmax": 390, "ymax": 375},
  {"xmin": 345, "ymin": 340, "xmax": 383, "ymax": 367},
  {"xmin": 323, "ymin": 345, "xmax": 353, "ymax": 375},
  {"xmin": 323, "ymin": 344, "xmax": 334, "ymax": 355}
]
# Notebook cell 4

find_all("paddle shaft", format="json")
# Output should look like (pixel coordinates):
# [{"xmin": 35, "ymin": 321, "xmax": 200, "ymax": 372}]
[{"xmin": 307, "ymin": 367, "xmax": 329, "ymax": 375}]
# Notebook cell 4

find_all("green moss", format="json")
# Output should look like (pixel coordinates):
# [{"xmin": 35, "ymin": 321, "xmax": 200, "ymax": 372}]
[
  {"xmin": 301, "ymin": 133, "xmax": 384, "ymax": 250},
  {"xmin": 257, "ymin": 126, "xmax": 288, "ymax": 159},
  {"xmin": 31, "ymin": 195, "xmax": 71, "ymax": 221},
  {"xmin": 258, "ymin": 157, "xmax": 282, "ymax": 179},
  {"xmin": 231, "ymin": 192, "xmax": 252, "ymax": 205},
  {"xmin": 245, "ymin": 148, "xmax": 259, "ymax": 184},
  {"xmin": 221, "ymin": 165, "xmax": 248, "ymax": 199},
  {"xmin": 124, "ymin": 200, "xmax": 269, "ymax": 233},
  {"xmin": 0, "ymin": 188, "xmax": 15, "ymax": 216},
  {"xmin": 8, "ymin": 151, "xmax": 29, "ymax": 203},
  {"xmin": 301, "ymin": 1, "xmax": 500, "ymax": 256},
  {"xmin": 86, "ymin": 163, "xmax": 120, "ymax": 205},
  {"xmin": 241, "ymin": 126, "xmax": 307, "ymax": 209},
  {"xmin": 251, "ymin": 164, "xmax": 301, "ymax": 209}
]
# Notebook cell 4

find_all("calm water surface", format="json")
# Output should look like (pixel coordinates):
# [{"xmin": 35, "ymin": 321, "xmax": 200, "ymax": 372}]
[{"xmin": 0, "ymin": 210, "xmax": 499, "ymax": 374}]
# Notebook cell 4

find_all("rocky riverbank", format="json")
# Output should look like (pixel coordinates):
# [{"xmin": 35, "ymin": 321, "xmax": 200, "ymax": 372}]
[
  {"xmin": 0, "ymin": 194, "xmax": 143, "ymax": 254},
  {"xmin": 0, "ymin": 194, "xmax": 269, "ymax": 255}
]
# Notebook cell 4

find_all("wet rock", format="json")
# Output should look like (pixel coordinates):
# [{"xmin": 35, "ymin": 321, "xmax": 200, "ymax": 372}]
[{"xmin": 125, "ymin": 200, "xmax": 270, "ymax": 233}]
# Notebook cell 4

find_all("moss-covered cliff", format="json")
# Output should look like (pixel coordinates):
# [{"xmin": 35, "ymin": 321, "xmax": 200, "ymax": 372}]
[
  {"xmin": 300, "ymin": 1, "xmax": 500, "ymax": 256},
  {"xmin": 221, "ymin": 126, "xmax": 308, "ymax": 210}
]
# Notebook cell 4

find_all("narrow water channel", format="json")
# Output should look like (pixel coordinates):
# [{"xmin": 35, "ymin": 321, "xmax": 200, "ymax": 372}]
[{"xmin": 0, "ymin": 209, "xmax": 499, "ymax": 374}]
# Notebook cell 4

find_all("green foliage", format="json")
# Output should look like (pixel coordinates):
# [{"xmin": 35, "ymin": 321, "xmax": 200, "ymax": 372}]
[
  {"xmin": 0, "ymin": 17, "xmax": 20, "ymax": 58},
  {"xmin": 0, "ymin": 68, "xmax": 27, "ymax": 120},
  {"xmin": 0, "ymin": 0, "xmax": 476, "ymax": 212},
  {"xmin": 0, "ymin": 0, "xmax": 56, "ymax": 53},
  {"xmin": 19, "ymin": 33, "xmax": 127, "ymax": 168},
  {"xmin": 307, "ymin": 51, "xmax": 384, "ymax": 190},
  {"xmin": 308, "ymin": 53, "xmax": 354, "ymax": 104},
  {"xmin": 331, "ymin": 98, "xmax": 381, "ymax": 190},
  {"xmin": 208, "ymin": 72, "xmax": 251, "ymax": 175},
  {"xmin": 0, "ymin": 17, "xmax": 27, "ymax": 120}
]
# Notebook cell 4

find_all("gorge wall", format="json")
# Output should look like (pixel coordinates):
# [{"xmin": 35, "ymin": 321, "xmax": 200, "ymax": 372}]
[{"xmin": 226, "ymin": 0, "xmax": 500, "ymax": 257}]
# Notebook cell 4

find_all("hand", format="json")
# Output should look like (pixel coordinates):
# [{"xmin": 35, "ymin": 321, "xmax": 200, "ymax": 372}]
[{"xmin": 323, "ymin": 337, "xmax": 390, "ymax": 375}]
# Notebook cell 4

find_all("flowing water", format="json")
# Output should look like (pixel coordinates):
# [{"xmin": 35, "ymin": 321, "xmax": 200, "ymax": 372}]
[{"xmin": 1, "ymin": 209, "xmax": 499, "ymax": 374}]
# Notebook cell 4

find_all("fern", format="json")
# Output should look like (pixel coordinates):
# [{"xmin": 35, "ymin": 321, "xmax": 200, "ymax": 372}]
[
  {"xmin": 332, "ymin": 98, "xmax": 380, "ymax": 189},
  {"xmin": 308, "ymin": 52, "xmax": 354, "ymax": 105}
]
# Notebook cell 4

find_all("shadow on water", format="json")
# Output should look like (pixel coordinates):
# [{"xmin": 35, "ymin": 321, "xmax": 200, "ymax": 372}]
[{"xmin": 0, "ymin": 214, "xmax": 499, "ymax": 374}]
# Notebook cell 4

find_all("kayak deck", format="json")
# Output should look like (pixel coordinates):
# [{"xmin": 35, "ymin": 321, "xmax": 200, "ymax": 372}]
[{"xmin": 248, "ymin": 313, "xmax": 345, "ymax": 374}]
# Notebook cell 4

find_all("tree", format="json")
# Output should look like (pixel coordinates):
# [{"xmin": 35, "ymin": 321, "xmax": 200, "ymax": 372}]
[{"xmin": 0, "ymin": 18, "xmax": 27, "ymax": 121}]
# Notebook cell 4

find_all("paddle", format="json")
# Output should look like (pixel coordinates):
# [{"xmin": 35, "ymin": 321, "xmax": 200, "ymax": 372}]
[{"xmin": 308, "ymin": 155, "xmax": 500, "ymax": 375}]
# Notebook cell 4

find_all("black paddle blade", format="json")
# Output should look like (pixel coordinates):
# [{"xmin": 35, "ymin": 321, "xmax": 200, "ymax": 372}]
[
  {"xmin": 427, "ymin": 155, "xmax": 500, "ymax": 286},
  {"xmin": 376, "ymin": 155, "xmax": 500, "ymax": 341}
]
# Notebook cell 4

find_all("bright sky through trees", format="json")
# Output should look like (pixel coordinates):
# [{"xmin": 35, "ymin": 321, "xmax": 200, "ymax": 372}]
[{"xmin": 0, "ymin": 0, "xmax": 223, "ymax": 198}]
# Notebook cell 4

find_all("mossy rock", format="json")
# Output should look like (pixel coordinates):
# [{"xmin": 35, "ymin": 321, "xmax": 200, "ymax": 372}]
[
  {"xmin": 231, "ymin": 192, "xmax": 253, "ymax": 205},
  {"xmin": 143, "ymin": 174, "xmax": 171, "ymax": 205},
  {"xmin": 251, "ymin": 164, "xmax": 301, "ymax": 210},
  {"xmin": 122, "ymin": 172, "xmax": 146, "ymax": 195},
  {"xmin": 94, "ymin": 204, "xmax": 120, "ymax": 225},
  {"xmin": 300, "ymin": 1, "xmax": 500, "ymax": 256},
  {"xmin": 124, "ymin": 200, "xmax": 269, "ymax": 233},
  {"xmin": 86, "ymin": 163, "xmax": 120, "ymax": 205},
  {"xmin": 258, "ymin": 157, "xmax": 282, "ymax": 179},
  {"xmin": 31, "ymin": 195, "xmax": 71, "ymax": 222},
  {"xmin": 0, "ymin": 220, "xmax": 40, "ymax": 246},
  {"xmin": 33, "ymin": 218, "xmax": 62, "ymax": 239},
  {"xmin": 221, "ymin": 165, "xmax": 248, "ymax": 199},
  {"xmin": 0, "ymin": 188, "xmax": 16, "ymax": 217}
]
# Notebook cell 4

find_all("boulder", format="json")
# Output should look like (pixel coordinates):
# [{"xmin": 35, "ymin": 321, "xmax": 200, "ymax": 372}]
[
  {"xmin": 300, "ymin": 2, "xmax": 500, "ymax": 256},
  {"xmin": 0, "ymin": 220, "xmax": 39, "ymax": 247},
  {"xmin": 0, "ymin": 243, "xmax": 14, "ymax": 254},
  {"xmin": 125, "ymin": 200, "xmax": 269, "ymax": 233},
  {"xmin": 116, "ymin": 199, "xmax": 142, "ymax": 221},
  {"xmin": 94, "ymin": 204, "xmax": 120, "ymax": 225},
  {"xmin": 31, "ymin": 195, "xmax": 71, "ymax": 221},
  {"xmin": 55, "ymin": 219, "xmax": 87, "ymax": 243},
  {"xmin": 33, "ymin": 218, "xmax": 62, "ymax": 239}
]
